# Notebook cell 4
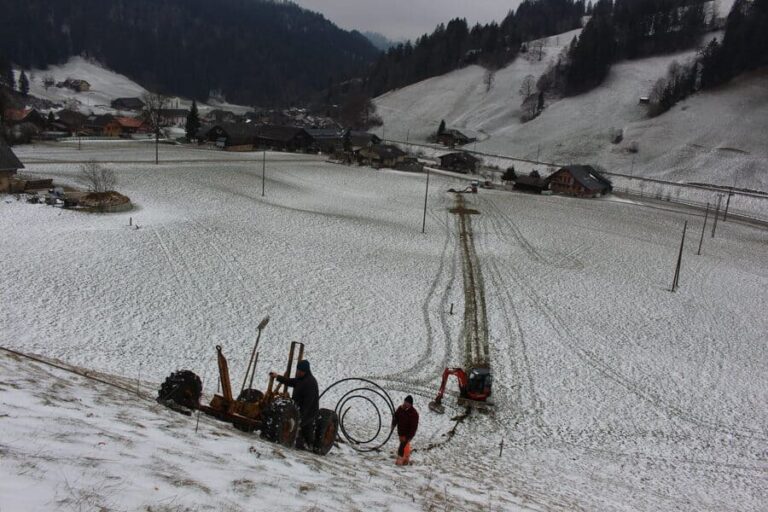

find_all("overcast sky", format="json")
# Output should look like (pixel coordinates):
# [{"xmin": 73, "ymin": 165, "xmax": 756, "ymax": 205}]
[{"xmin": 293, "ymin": 0, "xmax": 521, "ymax": 41}]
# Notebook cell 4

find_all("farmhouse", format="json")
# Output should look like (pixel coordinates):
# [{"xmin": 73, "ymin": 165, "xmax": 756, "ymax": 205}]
[
  {"xmin": 356, "ymin": 144, "xmax": 407, "ymax": 169},
  {"xmin": 549, "ymin": 165, "xmax": 613, "ymax": 197},
  {"xmin": 55, "ymin": 109, "xmax": 88, "ymax": 134},
  {"xmin": 307, "ymin": 129, "xmax": 381, "ymax": 153},
  {"xmin": 0, "ymin": 137, "xmax": 24, "ymax": 193},
  {"xmin": 115, "ymin": 117, "xmax": 146, "ymax": 135},
  {"xmin": 438, "ymin": 152, "xmax": 480, "ymax": 174},
  {"xmin": 206, "ymin": 109, "xmax": 240, "ymax": 123},
  {"xmin": 438, "ymin": 128, "xmax": 475, "ymax": 147},
  {"xmin": 111, "ymin": 97, "xmax": 145, "ymax": 111}
]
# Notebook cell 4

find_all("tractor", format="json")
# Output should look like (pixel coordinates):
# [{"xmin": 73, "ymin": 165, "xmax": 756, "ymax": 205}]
[
  {"xmin": 156, "ymin": 318, "xmax": 339, "ymax": 455},
  {"xmin": 428, "ymin": 367, "xmax": 494, "ymax": 414}
]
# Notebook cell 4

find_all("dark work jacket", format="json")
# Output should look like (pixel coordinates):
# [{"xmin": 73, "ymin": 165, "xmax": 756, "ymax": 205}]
[
  {"xmin": 393, "ymin": 405, "xmax": 419, "ymax": 440},
  {"xmin": 276, "ymin": 372, "xmax": 319, "ymax": 426}
]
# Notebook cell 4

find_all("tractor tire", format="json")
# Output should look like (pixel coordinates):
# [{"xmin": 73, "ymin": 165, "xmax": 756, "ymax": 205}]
[
  {"xmin": 157, "ymin": 370, "xmax": 202, "ymax": 410},
  {"xmin": 260, "ymin": 398, "xmax": 299, "ymax": 448},
  {"xmin": 237, "ymin": 388, "xmax": 264, "ymax": 403},
  {"xmin": 313, "ymin": 408, "xmax": 339, "ymax": 456}
]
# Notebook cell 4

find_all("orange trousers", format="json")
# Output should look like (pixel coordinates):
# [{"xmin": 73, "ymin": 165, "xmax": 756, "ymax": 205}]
[{"xmin": 395, "ymin": 436, "xmax": 412, "ymax": 465}]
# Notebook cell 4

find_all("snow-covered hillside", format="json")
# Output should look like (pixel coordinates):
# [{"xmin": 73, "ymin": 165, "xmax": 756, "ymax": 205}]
[
  {"xmin": 373, "ymin": 24, "xmax": 768, "ymax": 192},
  {"xmin": 2, "ymin": 141, "xmax": 767, "ymax": 511},
  {"xmin": 14, "ymin": 57, "xmax": 250, "ymax": 116}
]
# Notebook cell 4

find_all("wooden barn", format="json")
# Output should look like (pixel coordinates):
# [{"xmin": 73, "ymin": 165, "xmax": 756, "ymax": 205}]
[
  {"xmin": 549, "ymin": 165, "xmax": 612, "ymax": 197},
  {"xmin": 0, "ymin": 137, "xmax": 24, "ymax": 193},
  {"xmin": 255, "ymin": 125, "xmax": 312, "ymax": 152},
  {"xmin": 198, "ymin": 123, "xmax": 259, "ymax": 150},
  {"xmin": 438, "ymin": 152, "xmax": 480, "ymax": 174},
  {"xmin": 513, "ymin": 174, "xmax": 550, "ymax": 193}
]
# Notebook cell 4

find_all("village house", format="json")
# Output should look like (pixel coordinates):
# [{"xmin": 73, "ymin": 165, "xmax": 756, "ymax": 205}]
[
  {"xmin": 111, "ymin": 97, "xmax": 145, "ymax": 111},
  {"xmin": 55, "ymin": 109, "xmax": 88, "ymax": 135},
  {"xmin": 3, "ymin": 108, "xmax": 47, "ymax": 130},
  {"xmin": 0, "ymin": 137, "xmax": 24, "ymax": 193},
  {"xmin": 356, "ymin": 144, "xmax": 407, "ymax": 169},
  {"xmin": 549, "ymin": 165, "xmax": 613, "ymax": 197},
  {"xmin": 115, "ymin": 117, "xmax": 146, "ymax": 135},
  {"xmin": 205, "ymin": 109, "xmax": 240, "ymax": 124},
  {"xmin": 438, "ymin": 152, "xmax": 480, "ymax": 174},
  {"xmin": 158, "ymin": 108, "xmax": 189, "ymax": 126},
  {"xmin": 437, "ymin": 128, "xmax": 475, "ymax": 148}
]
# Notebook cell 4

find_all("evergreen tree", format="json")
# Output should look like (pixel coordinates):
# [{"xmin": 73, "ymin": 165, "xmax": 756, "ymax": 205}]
[
  {"xmin": 185, "ymin": 100, "xmax": 200, "ymax": 140},
  {"xmin": 502, "ymin": 166, "xmax": 517, "ymax": 181},
  {"xmin": 19, "ymin": 70, "xmax": 29, "ymax": 95},
  {"xmin": 438, "ymin": 119, "xmax": 446, "ymax": 135},
  {"xmin": 0, "ymin": 52, "xmax": 13, "ymax": 88}
]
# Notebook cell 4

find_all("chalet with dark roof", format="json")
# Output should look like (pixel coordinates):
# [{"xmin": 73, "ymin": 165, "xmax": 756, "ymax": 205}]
[
  {"xmin": 0, "ymin": 137, "xmax": 24, "ymax": 192},
  {"xmin": 438, "ymin": 152, "xmax": 480, "ymax": 174},
  {"xmin": 111, "ymin": 97, "xmax": 145, "ymax": 111},
  {"xmin": 356, "ymin": 144, "xmax": 407, "ymax": 169},
  {"xmin": 549, "ymin": 165, "xmax": 612, "ymax": 197},
  {"xmin": 513, "ymin": 174, "xmax": 550, "ymax": 193},
  {"xmin": 437, "ymin": 128, "xmax": 475, "ymax": 148}
]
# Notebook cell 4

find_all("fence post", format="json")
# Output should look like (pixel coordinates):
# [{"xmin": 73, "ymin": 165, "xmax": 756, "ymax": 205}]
[
  {"xmin": 697, "ymin": 203, "xmax": 709, "ymax": 256},
  {"xmin": 671, "ymin": 220, "xmax": 688, "ymax": 292},
  {"xmin": 711, "ymin": 195, "xmax": 722, "ymax": 238}
]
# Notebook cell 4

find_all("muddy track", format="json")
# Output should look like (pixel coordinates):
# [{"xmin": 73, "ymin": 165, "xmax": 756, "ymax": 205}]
[{"xmin": 455, "ymin": 195, "xmax": 490, "ymax": 368}]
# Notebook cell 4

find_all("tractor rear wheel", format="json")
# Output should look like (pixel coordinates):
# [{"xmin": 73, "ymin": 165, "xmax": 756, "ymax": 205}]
[
  {"xmin": 237, "ymin": 388, "xmax": 264, "ymax": 403},
  {"xmin": 157, "ymin": 370, "xmax": 202, "ymax": 410},
  {"xmin": 260, "ymin": 398, "xmax": 299, "ymax": 448},
  {"xmin": 313, "ymin": 408, "xmax": 339, "ymax": 455}
]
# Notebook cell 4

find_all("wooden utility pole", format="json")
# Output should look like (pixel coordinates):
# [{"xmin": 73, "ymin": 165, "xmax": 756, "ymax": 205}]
[
  {"xmin": 421, "ymin": 166, "xmax": 431, "ymax": 233},
  {"xmin": 671, "ymin": 220, "xmax": 688, "ymax": 292},
  {"xmin": 723, "ymin": 191, "xmax": 733, "ymax": 221},
  {"xmin": 711, "ymin": 195, "xmax": 722, "ymax": 238},
  {"xmin": 262, "ymin": 150, "xmax": 266, "ymax": 197},
  {"xmin": 697, "ymin": 202, "xmax": 709, "ymax": 256}
]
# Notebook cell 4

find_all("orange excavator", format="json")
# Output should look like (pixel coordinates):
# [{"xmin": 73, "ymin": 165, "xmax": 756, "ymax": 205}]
[{"xmin": 428, "ymin": 367, "xmax": 493, "ymax": 414}]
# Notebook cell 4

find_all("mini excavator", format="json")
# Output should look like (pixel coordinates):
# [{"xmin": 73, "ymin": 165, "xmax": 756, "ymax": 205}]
[{"xmin": 428, "ymin": 367, "xmax": 493, "ymax": 414}]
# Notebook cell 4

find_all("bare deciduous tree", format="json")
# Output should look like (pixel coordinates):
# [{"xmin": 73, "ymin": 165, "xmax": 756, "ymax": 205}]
[
  {"xmin": 142, "ymin": 92, "xmax": 169, "ymax": 131},
  {"xmin": 519, "ymin": 74, "xmax": 536, "ymax": 98},
  {"xmin": 483, "ymin": 68, "xmax": 496, "ymax": 93},
  {"xmin": 77, "ymin": 160, "xmax": 117, "ymax": 193}
]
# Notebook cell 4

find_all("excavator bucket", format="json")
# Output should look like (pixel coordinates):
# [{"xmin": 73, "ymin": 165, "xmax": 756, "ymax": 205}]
[{"xmin": 428, "ymin": 400, "xmax": 445, "ymax": 414}]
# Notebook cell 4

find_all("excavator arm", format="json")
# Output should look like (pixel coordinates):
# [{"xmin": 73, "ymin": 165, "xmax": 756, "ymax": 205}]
[{"xmin": 429, "ymin": 368, "xmax": 468, "ymax": 413}]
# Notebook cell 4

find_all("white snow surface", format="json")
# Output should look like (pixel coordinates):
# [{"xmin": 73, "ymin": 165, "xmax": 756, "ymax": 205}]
[
  {"xmin": 17, "ymin": 57, "xmax": 251, "ymax": 116},
  {"xmin": 374, "ymin": 30, "xmax": 768, "ymax": 192},
  {"xmin": 2, "ymin": 141, "xmax": 768, "ymax": 511}
]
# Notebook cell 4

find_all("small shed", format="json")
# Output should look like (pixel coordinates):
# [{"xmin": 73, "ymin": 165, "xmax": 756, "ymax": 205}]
[
  {"xmin": 438, "ymin": 152, "xmax": 480, "ymax": 174},
  {"xmin": 0, "ymin": 137, "xmax": 24, "ymax": 193},
  {"xmin": 513, "ymin": 175, "xmax": 550, "ymax": 194},
  {"xmin": 549, "ymin": 165, "xmax": 612, "ymax": 197}
]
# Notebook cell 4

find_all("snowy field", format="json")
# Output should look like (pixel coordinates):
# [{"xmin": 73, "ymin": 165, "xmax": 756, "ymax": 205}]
[
  {"xmin": 373, "ymin": 26, "xmax": 768, "ymax": 193},
  {"xmin": 2, "ymin": 141, "xmax": 767, "ymax": 511}
]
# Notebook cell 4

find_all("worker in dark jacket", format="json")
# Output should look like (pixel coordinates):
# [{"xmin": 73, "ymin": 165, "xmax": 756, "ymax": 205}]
[
  {"xmin": 270, "ymin": 360, "xmax": 319, "ymax": 450},
  {"xmin": 392, "ymin": 395, "xmax": 419, "ymax": 465}
]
